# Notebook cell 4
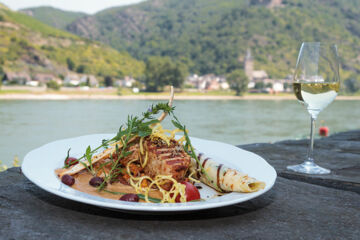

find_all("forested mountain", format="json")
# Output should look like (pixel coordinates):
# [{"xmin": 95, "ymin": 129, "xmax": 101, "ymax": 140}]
[
  {"xmin": 0, "ymin": 4, "xmax": 144, "ymax": 79},
  {"xmin": 20, "ymin": 6, "xmax": 86, "ymax": 30},
  {"xmin": 64, "ymin": 0, "xmax": 360, "ymax": 78}
]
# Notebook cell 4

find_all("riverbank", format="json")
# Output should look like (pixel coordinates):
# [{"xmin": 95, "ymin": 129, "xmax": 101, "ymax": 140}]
[
  {"xmin": 1, "ymin": 86, "xmax": 360, "ymax": 100},
  {"xmin": 0, "ymin": 93, "xmax": 291, "ymax": 100},
  {"xmin": 1, "ymin": 93, "xmax": 360, "ymax": 100}
]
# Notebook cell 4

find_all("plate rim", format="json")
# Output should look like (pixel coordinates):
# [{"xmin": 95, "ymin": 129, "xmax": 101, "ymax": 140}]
[{"xmin": 22, "ymin": 134, "xmax": 277, "ymax": 212}]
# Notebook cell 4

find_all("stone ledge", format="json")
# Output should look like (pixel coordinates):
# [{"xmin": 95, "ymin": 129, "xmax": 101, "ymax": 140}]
[
  {"xmin": 0, "ymin": 167, "xmax": 359, "ymax": 239},
  {"xmin": 239, "ymin": 130, "xmax": 360, "ymax": 193}
]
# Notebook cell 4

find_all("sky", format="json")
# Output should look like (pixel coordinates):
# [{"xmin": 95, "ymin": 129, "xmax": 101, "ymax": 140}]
[{"xmin": 1, "ymin": 0, "xmax": 145, "ymax": 14}]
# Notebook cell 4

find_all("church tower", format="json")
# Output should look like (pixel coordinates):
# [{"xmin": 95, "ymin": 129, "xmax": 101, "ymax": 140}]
[{"xmin": 244, "ymin": 48, "xmax": 253, "ymax": 81}]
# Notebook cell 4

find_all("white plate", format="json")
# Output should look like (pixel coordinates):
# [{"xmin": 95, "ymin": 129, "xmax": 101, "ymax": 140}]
[{"xmin": 22, "ymin": 134, "xmax": 277, "ymax": 213}]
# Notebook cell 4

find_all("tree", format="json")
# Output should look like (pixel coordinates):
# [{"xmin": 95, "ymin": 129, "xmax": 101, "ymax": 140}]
[
  {"xmin": 283, "ymin": 82, "xmax": 290, "ymax": 91},
  {"xmin": 104, "ymin": 76, "xmax": 113, "ymax": 87},
  {"xmin": 0, "ymin": 66, "xmax": 3, "ymax": 89},
  {"xmin": 144, "ymin": 56, "xmax": 187, "ymax": 92},
  {"xmin": 227, "ymin": 69, "xmax": 249, "ymax": 96},
  {"xmin": 255, "ymin": 82, "xmax": 265, "ymax": 89},
  {"xmin": 76, "ymin": 64, "xmax": 86, "ymax": 73},
  {"xmin": 46, "ymin": 80, "xmax": 61, "ymax": 91},
  {"xmin": 344, "ymin": 75, "xmax": 360, "ymax": 93},
  {"xmin": 265, "ymin": 82, "xmax": 273, "ymax": 88},
  {"xmin": 66, "ymin": 58, "xmax": 75, "ymax": 71}
]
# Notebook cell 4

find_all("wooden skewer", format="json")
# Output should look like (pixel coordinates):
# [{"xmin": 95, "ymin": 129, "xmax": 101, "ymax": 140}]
[{"xmin": 157, "ymin": 86, "xmax": 174, "ymax": 122}]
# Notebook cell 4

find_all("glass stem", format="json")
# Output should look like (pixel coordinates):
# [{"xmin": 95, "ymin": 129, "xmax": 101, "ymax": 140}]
[{"xmin": 307, "ymin": 116, "xmax": 316, "ymax": 163}]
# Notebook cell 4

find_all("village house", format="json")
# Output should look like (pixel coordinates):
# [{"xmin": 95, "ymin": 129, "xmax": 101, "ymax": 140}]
[
  {"xmin": 2, "ymin": 72, "xmax": 31, "ymax": 85},
  {"xmin": 79, "ymin": 75, "xmax": 99, "ymax": 87},
  {"xmin": 268, "ymin": 79, "xmax": 293, "ymax": 93},
  {"xmin": 64, "ymin": 74, "xmax": 81, "ymax": 86},
  {"xmin": 33, "ymin": 73, "xmax": 55, "ymax": 83},
  {"xmin": 247, "ymin": 70, "xmax": 269, "ymax": 89},
  {"xmin": 200, "ymin": 74, "xmax": 218, "ymax": 90},
  {"xmin": 252, "ymin": 70, "xmax": 268, "ymax": 82},
  {"xmin": 185, "ymin": 74, "xmax": 229, "ymax": 91},
  {"xmin": 244, "ymin": 48, "xmax": 291, "ymax": 93},
  {"xmin": 185, "ymin": 74, "xmax": 198, "ymax": 88},
  {"xmin": 115, "ymin": 76, "xmax": 136, "ymax": 88},
  {"xmin": 206, "ymin": 78, "xmax": 220, "ymax": 90},
  {"xmin": 220, "ymin": 81, "xmax": 230, "ymax": 90},
  {"xmin": 64, "ymin": 74, "xmax": 99, "ymax": 87},
  {"xmin": 272, "ymin": 81, "xmax": 285, "ymax": 92},
  {"xmin": 31, "ymin": 73, "xmax": 61, "ymax": 86},
  {"xmin": 2, "ymin": 71, "xmax": 62, "ymax": 86}
]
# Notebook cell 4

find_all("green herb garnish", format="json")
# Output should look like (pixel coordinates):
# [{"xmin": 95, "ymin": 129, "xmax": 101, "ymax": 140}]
[
  {"xmin": 171, "ymin": 115, "xmax": 212, "ymax": 183},
  {"xmin": 70, "ymin": 101, "xmax": 206, "ymax": 198},
  {"xmin": 63, "ymin": 148, "xmax": 71, "ymax": 168}
]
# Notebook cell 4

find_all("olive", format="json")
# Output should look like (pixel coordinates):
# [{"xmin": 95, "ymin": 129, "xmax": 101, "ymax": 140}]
[
  {"xmin": 89, "ymin": 176, "xmax": 105, "ymax": 187},
  {"xmin": 119, "ymin": 194, "xmax": 139, "ymax": 202},
  {"xmin": 64, "ymin": 157, "xmax": 78, "ymax": 167},
  {"xmin": 61, "ymin": 174, "xmax": 75, "ymax": 186}
]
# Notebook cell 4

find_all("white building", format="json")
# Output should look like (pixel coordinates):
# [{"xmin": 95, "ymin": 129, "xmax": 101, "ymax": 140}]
[
  {"xmin": 252, "ymin": 70, "xmax": 268, "ymax": 81},
  {"xmin": 185, "ymin": 74, "xmax": 229, "ymax": 90},
  {"xmin": 79, "ymin": 75, "xmax": 99, "ymax": 87},
  {"xmin": 64, "ymin": 74, "xmax": 81, "ymax": 86},
  {"xmin": 115, "ymin": 76, "xmax": 136, "ymax": 87},
  {"xmin": 272, "ymin": 81, "xmax": 284, "ymax": 92}
]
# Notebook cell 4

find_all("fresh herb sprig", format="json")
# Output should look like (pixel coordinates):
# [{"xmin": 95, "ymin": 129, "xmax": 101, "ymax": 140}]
[
  {"xmin": 94, "ymin": 103, "xmax": 174, "ymax": 191},
  {"xmin": 142, "ymin": 103, "xmax": 174, "ymax": 120},
  {"xmin": 71, "ymin": 102, "xmax": 207, "ymax": 198},
  {"xmin": 171, "ymin": 115, "xmax": 212, "ymax": 182},
  {"xmin": 75, "ymin": 139, "xmax": 113, "ymax": 163},
  {"xmin": 97, "ymin": 116, "xmax": 137, "ymax": 191},
  {"xmin": 64, "ymin": 148, "xmax": 78, "ymax": 168},
  {"xmin": 70, "ymin": 103, "xmax": 174, "ymax": 173}
]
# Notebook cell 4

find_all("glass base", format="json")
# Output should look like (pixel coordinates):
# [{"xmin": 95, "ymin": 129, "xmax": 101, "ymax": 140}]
[{"xmin": 287, "ymin": 161, "xmax": 330, "ymax": 174}]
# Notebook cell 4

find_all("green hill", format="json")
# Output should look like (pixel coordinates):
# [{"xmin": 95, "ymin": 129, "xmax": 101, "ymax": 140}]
[
  {"xmin": 0, "ymin": 5, "xmax": 144, "ymax": 79},
  {"xmin": 20, "ymin": 6, "xmax": 87, "ymax": 30},
  {"xmin": 66, "ymin": 0, "xmax": 360, "ymax": 78}
]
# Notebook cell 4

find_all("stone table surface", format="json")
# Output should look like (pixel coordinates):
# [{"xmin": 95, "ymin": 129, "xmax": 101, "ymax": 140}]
[{"xmin": 1, "ymin": 130, "xmax": 359, "ymax": 240}]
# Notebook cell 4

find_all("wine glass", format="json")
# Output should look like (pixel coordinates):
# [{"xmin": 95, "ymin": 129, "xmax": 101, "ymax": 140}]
[{"xmin": 287, "ymin": 42, "xmax": 340, "ymax": 174}]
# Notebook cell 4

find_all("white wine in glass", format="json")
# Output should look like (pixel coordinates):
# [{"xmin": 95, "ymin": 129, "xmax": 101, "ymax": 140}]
[{"xmin": 287, "ymin": 42, "xmax": 340, "ymax": 174}]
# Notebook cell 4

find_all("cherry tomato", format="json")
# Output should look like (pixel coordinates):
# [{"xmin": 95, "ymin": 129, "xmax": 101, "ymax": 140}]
[
  {"xmin": 175, "ymin": 182, "xmax": 201, "ymax": 202},
  {"xmin": 319, "ymin": 126, "xmax": 329, "ymax": 137}
]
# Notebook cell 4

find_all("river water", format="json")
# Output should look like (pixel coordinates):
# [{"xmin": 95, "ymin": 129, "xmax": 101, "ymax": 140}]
[{"xmin": 0, "ymin": 99, "xmax": 359, "ymax": 166}]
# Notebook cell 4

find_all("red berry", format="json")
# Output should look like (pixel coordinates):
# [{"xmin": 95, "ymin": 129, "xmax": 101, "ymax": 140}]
[
  {"xmin": 61, "ymin": 174, "xmax": 75, "ymax": 186},
  {"xmin": 64, "ymin": 157, "xmax": 78, "ymax": 167}
]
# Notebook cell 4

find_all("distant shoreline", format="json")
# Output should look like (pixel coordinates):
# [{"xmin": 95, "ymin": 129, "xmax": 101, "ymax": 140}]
[{"xmin": 0, "ymin": 93, "xmax": 359, "ymax": 100}]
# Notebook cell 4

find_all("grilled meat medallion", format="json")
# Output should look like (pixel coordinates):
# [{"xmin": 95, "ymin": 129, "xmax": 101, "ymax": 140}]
[
  {"xmin": 144, "ymin": 138, "xmax": 191, "ymax": 182},
  {"xmin": 112, "ymin": 137, "xmax": 191, "ymax": 184}
]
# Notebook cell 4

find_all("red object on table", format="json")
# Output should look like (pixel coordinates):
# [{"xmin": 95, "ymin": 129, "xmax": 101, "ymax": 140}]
[
  {"xmin": 175, "ymin": 182, "xmax": 201, "ymax": 202},
  {"xmin": 319, "ymin": 126, "xmax": 329, "ymax": 137}
]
